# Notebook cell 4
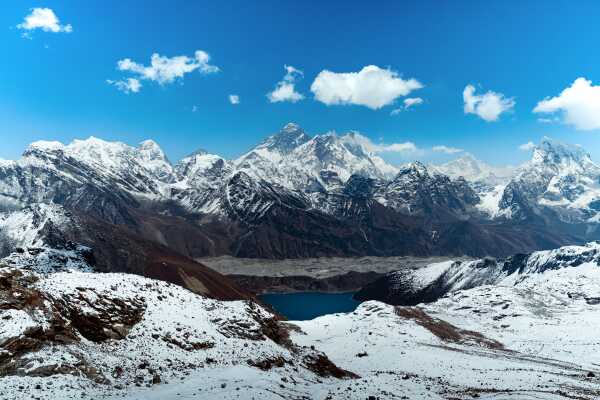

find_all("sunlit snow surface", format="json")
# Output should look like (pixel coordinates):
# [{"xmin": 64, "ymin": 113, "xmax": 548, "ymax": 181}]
[{"xmin": 1, "ymin": 243, "xmax": 600, "ymax": 399}]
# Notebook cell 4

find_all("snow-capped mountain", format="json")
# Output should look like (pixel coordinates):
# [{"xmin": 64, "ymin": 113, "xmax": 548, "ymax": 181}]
[
  {"xmin": 376, "ymin": 162, "xmax": 480, "ymax": 219},
  {"xmin": 431, "ymin": 154, "xmax": 517, "ymax": 219},
  {"xmin": 236, "ymin": 123, "xmax": 399, "ymax": 193},
  {"xmin": 0, "ymin": 137, "xmax": 175, "ymax": 224},
  {"xmin": 1, "ymin": 127, "xmax": 599, "ymax": 260},
  {"xmin": 175, "ymin": 149, "xmax": 233, "ymax": 187},
  {"xmin": 431, "ymin": 153, "xmax": 516, "ymax": 186},
  {"xmin": 499, "ymin": 137, "xmax": 600, "ymax": 223}
]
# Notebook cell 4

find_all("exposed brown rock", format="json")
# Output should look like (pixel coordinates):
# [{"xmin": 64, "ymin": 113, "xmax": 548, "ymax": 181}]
[
  {"xmin": 247, "ymin": 356, "xmax": 286, "ymax": 371},
  {"xmin": 303, "ymin": 354, "xmax": 359, "ymax": 379},
  {"xmin": 395, "ymin": 306, "xmax": 504, "ymax": 349}
]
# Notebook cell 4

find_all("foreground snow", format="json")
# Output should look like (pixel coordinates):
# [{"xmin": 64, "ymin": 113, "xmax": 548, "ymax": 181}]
[
  {"xmin": 3, "ymin": 245, "xmax": 600, "ymax": 399},
  {"xmin": 0, "ymin": 267, "xmax": 357, "ymax": 400}
]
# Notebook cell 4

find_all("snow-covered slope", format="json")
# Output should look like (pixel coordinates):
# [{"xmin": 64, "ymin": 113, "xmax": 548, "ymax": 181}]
[
  {"xmin": 3, "ymin": 240, "xmax": 600, "ymax": 400},
  {"xmin": 0, "ymin": 137, "xmax": 175, "ymax": 224},
  {"xmin": 356, "ymin": 241, "xmax": 600, "ymax": 306},
  {"xmin": 294, "ymin": 292, "xmax": 600, "ymax": 399},
  {"xmin": 499, "ymin": 138, "xmax": 600, "ymax": 223},
  {"xmin": 0, "ymin": 264, "xmax": 357, "ymax": 400},
  {"xmin": 0, "ymin": 203, "xmax": 71, "ymax": 249},
  {"xmin": 236, "ymin": 124, "xmax": 399, "ymax": 193}
]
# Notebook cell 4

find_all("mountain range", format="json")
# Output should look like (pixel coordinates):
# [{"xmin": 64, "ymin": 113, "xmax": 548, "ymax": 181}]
[
  {"xmin": 0, "ymin": 123, "xmax": 599, "ymax": 266},
  {"xmin": 2, "ymin": 124, "xmax": 600, "ymax": 399}
]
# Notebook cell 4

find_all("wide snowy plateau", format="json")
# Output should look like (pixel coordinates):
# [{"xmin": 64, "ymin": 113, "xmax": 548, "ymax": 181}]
[
  {"xmin": 0, "ymin": 124, "xmax": 599, "ymax": 261},
  {"xmin": 1, "ymin": 231, "xmax": 600, "ymax": 398}
]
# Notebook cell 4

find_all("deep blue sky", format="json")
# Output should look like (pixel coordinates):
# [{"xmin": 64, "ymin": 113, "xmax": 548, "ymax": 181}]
[{"xmin": 2, "ymin": 0, "xmax": 600, "ymax": 165}]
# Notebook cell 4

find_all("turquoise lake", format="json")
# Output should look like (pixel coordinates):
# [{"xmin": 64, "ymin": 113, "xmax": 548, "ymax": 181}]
[{"xmin": 259, "ymin": 292, "xmax": 361, "ymax": 321}]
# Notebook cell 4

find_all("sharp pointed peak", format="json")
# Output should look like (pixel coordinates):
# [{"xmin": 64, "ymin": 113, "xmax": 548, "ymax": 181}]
[
  {"xmin": 281, "ymin": 122, "xmax": 302, "ymax": 132},
  {"xmin": 138, "ymin": 139, "xmax": 161, "ymax": 149}
]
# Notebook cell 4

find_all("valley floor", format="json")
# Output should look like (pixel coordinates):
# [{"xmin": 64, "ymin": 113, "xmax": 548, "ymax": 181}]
[{"xmin": 200, "ymin": 255, "xmax": 465, "ymax": 294}]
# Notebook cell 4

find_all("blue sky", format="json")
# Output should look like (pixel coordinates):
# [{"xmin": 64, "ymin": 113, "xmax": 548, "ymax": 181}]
[{"xmin": 2, "ymin": 0, "xmax": 600, "ymax": 166}]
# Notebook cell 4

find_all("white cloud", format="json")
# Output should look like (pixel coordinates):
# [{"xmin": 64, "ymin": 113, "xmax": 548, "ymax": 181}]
[
  {"xmin": 533, "ymin": 77, "xmax": 600, "ymax": 130},
  {"xmin": 519, "ymin": 141, "xmax": 536, "ymax": 151},
  {"xmin": 109, "ymin": 50, "xmax": 219, "ymax": 92},
  {"xmin": 342, "ymin": 132, "xmax": 419, "ymax": 155},
  {"xmin": 432, "ymin": 145, "xmax": 464, "ymax": 154},
  {"xmin": 106, "ymin": 78, "xmax": 142, "ymax": 94},
  {"xmin": 391, "ymin": 97, "xmax": 424, "ymax": 115},
  {"xmin": 404, "ymin": 97, "xmax": 423, "ymax": 109},
  {"xmin": 229, "ymin": 94, "xmax": 240, "ymax": 105},
  {"xmin": 380, "ymin": 142, "xmax": 419, "ymax": 153},
  {"xmin": 267, "ymin": 65, "xmax": 304, "ymax": 103},
  {"xmin": 17, "ymin": 8, "xmax": 72, "ymax": 36},
  {"xmin": 311, "ymin": 65, "xmax": 423, "ymax": 110},
  {"xmin": 463, "ymin": 84, "xmax": 514, "ymax": 122}
]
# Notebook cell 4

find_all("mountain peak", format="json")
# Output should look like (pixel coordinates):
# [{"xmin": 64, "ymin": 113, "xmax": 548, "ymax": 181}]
[
  {"xmin": 534, "ymin": 137, "xmax": 590, "ymax": 165},
  {"xmin": 138, "ymin": 139, "xmax": 161, "ymax": 150},
  {"xmin": 281, "ymin": 122, "xmax": 301, "ymax": 132},
  {"xmin": 26, "ymin": 140, "xmax": 65, "ymax": 154},
  {"xmin": 182, "ymin": 148, "xmax": 209, "ymax": 160},
  {"xmin": 399, "ymin": 161, "xmax": 429, "ymax": 177},
  {"xmin": 256, "ymin": 123, "xmax": 311, "ymax": 154}
]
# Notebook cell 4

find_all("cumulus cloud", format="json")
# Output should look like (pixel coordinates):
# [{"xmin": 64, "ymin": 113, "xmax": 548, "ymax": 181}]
[
  {"xmin": 533, "ymin": 77, "xmax": 600, "ymax": 130},
  {"xmin": 463, "ymin": 84, "xmax": 514, "ymax": 122},
  {"xmin": 432, "ymin": 145, "xmax": 464, "ymax": 154},
  {"xmin": 108, "ymin": 50, "xmax": 219, "ymax": 92},
  {"xmin": 267, "ymin": 65, "xmax": 304, "ymax": 103},
  {"xmin": 391, "ymin": 97, "xmax": 424, "ymax": 115},
  {"xmin": 519, "ymin": 141, "xmax": 536, "ymax": 151},
  {"xmin": 343, "ymin": 132, "xmax": 419, "ymax": 155},
  {"xmin": 106, "ymin": 78, "xmax": 142, "ymax": 94},
  {"xmin": 311, "ymin": 65, "xmax": 423, "ymax": 110},
  {"xmin": 17, "ymin": 8, "xmax": 72, "ymax": 36},
  {"xmin": 229, "ymin": 94, "xmax": 240, "ymax": 104}
]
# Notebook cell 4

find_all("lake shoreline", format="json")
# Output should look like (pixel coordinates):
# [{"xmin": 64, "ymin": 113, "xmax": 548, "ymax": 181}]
[{"xmin": 259, "ymin": 292, "xmax": 362, "ymax": 321}]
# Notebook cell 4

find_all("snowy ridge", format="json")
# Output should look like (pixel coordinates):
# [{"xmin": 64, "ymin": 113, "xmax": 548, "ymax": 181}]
[
  {"xmin": 0, "ymin": 267, "xmax": 356, "ymax": 400},
  {"xmin": 499, "ymin": 137, "xmax": 600, "ymax": 223},
  {"xmin": 375, "ymin": 162, "xmax": 480, "ymax": 217},
  {"xmin": 236, "ymin": 125, "xmax": 399, "ymax": 193},
  {"xmin": 3, "ymin": 126, "xmax": 600, "ymax": 227},
  {"xmin": 357, "ymin": 241, "xmax": 600, "ymax": 306}
]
